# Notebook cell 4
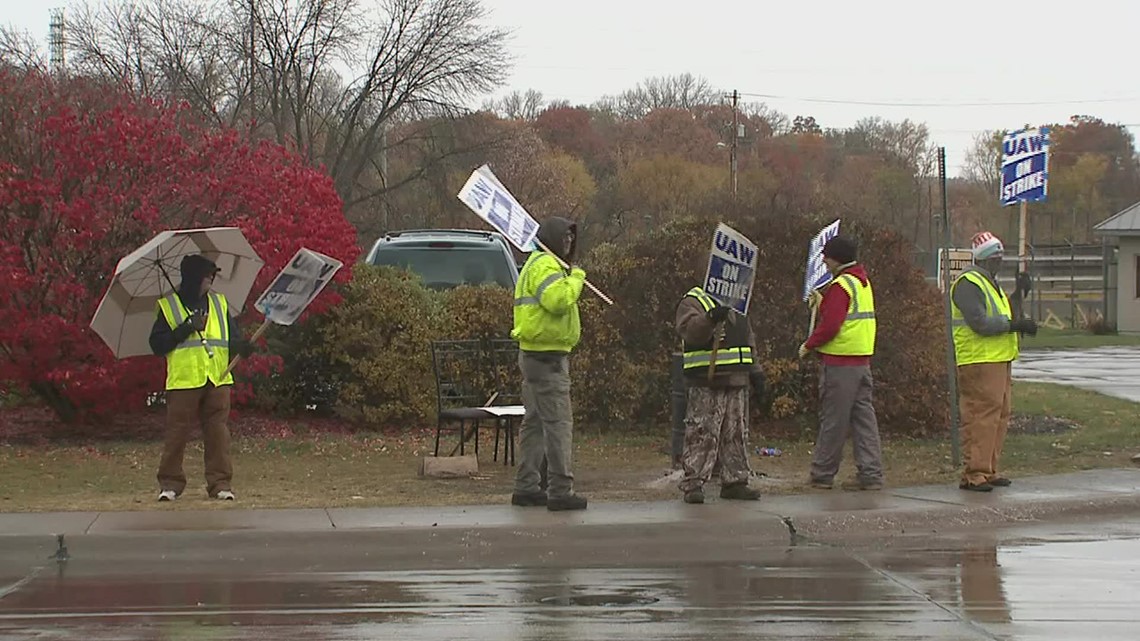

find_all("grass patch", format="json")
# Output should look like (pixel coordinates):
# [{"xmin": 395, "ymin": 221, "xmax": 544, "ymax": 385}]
[
  {"xmin": 0, "ymin": 382, "xmax": 1136, "ymax": 513},
  {"xmin": 1022, "ymin": 327, "xmax": 1140, "ymax": 351}
]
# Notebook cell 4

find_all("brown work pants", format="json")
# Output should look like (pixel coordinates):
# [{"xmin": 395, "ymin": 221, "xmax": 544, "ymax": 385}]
[
  {"xmin": 957, "ymin": 362, "xmax": 1012, "ymax": 486},
  {"xmin": 157, "ymin": 383, "xmax": 233, "ymax": 497}
]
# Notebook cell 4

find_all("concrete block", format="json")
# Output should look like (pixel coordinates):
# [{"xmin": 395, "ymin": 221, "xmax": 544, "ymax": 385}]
[{"xmin": 420, "ymin": 455, "xmax": 479, "ymax": 479}]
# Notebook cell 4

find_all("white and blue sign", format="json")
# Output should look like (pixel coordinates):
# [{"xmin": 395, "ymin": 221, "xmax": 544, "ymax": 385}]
[
  {"xmin": 254, "ymin": 248, "xmax": 344, "ymax": 326},
  {"xmin": 703, "ymin": 223, "xmax": 758, "ymax": 314},
  {"xmin": 457, "ymin": 165, "xmax": 540, "ymax": 252},
  {"xmin": 803, "ymin": 219, "xmax": 841, "ymax": 300},
  {"xmin": 1000, "ymin": 127, "xmax": 1050, "ymax": 206}
]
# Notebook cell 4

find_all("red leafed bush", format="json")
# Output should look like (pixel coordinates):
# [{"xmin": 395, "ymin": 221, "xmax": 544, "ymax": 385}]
[{"xmin": 0, "ymin": 70, "xmax": 358, "ymax": 423}]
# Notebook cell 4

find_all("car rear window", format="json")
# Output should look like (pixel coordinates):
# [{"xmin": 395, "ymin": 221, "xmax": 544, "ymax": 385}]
[{"xmin": 369, "ymin": 244, "xmax": 515, "ymax": 289}]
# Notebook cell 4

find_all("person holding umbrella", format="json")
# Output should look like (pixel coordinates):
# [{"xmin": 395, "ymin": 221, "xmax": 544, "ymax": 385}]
[{"xmin": 149, "ymin": 254, "xmax": 253, "ymax": 501}]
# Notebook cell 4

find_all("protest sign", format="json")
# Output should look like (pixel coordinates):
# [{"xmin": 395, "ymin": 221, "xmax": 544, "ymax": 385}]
[
  {"xmin": 456, "ymin": 165, "xmax": 612, "ymax": 304},
  {"xmin": 457, "ymin": 165, "xmax": 540, "ymax": 252},
  {"xmin": 703, "ymin": 223, "xmax": 758, "ymax": 315},
  {"xmin": 803, "ymin": 219, "xmax": 841, "ymax": 301},
  {"xmin": 1000, "ymin": 127, "xmax": 1050, "ymax": 206},
  {"xmin": 254, "ymin": 248, "xmax": 344, "ymax": 326},
  {"xmin": 222, "ymin": 247, "xmax": 343, "ymax": 378}
]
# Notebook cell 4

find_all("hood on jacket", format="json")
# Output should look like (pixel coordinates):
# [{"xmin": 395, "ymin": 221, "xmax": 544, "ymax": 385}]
[
  {"xmin": 536, "ymin": 217, "xmax": 578, "ymax": 263},
  {"xmin": 836, "ymin": 262, "xmax": 869, "ymax": 286},
  {"xmin": 178, "ymin": 254, "xmax": 219, "ymax": 303}
]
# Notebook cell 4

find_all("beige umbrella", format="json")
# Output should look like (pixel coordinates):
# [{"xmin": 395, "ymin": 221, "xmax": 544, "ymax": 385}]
[{"xmin": 90, "ymin": 227, "xmax": 265, "ymax": 358}]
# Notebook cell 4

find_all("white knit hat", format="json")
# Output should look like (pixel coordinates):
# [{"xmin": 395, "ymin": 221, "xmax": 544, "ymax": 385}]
[{"xmin": 971, "ymin": 231, "xmax": 1004, "ymax": 260}]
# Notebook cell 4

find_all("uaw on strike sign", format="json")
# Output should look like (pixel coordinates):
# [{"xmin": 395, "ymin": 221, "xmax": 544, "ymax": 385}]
[
  {"xmin": 703, "ymin": 223, "xmax": 758, "ymax": 315},
  {"xmin": 1000, "ymin": 127, "xmax": 1050, "ymax": 206}
]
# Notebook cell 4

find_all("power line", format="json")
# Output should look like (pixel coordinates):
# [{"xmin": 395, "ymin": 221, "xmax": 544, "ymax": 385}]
[{"xmin": 736, "ymin": 92, "xmax": 1140, "ymax": 108}]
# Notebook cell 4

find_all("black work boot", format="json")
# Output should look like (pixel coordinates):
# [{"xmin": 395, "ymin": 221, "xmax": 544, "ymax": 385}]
[
  {"xmin": 511, "ymin": 491, "xmax": 548, "ymax": 507},
  {"xmin": 720, "ymin": 482, "xmax": 761, "ymax": 500},
  {"xmin": 959, "ymin": 481, "xmax": 994, "ymax": 492},
  {"xmin": 547, "ymin": 494, "xmax": 588, "ymax": 511},
  {"xmin": 683, "ymin": 488, "xmax": 705, "ymax": 504}
]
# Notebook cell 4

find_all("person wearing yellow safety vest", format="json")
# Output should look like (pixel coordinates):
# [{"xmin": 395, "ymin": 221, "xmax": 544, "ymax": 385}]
[
  {"xmin": 148, "ymin": 255, "xmax": 253, "ymax": 503},
  {"xmin": 952, "ymin": 231, "xmax": 1037, "ymax": 492},
  {"xmin": 674, "ymin": 286, "xmax": 765, "ymax": 504},
  {"xmin": 799, "ymin": 236, "xmax": 884, "ymax": 491},
  {"xmin": 509, "ymin": 217, "xmax": 589, "ymax": 512}
]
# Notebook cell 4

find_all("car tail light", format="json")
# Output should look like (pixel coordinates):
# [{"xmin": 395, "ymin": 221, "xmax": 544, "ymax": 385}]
[{"xmin": 427, "ymin": 242, "xmax": 454, "ymax": 248}]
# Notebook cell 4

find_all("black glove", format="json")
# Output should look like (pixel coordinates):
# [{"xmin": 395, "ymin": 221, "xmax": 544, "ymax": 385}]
[
  {"xmin": 707, "ymin": 305, "xmax": 731, "ymax": 324},
  {"xmin": 749, "ymin": 370, "xmax": 766, "ymax": 400},
  {"xmin": 172, "ymin": 321, "xmax": 196, "ymax": 343},
  {"xmin": 1010, "ymin": 318, "xmax": 1038, "ymax": 336},
  {"xmin": 188, "ymin": 310, "xmax": 208, "ymax": 332}
]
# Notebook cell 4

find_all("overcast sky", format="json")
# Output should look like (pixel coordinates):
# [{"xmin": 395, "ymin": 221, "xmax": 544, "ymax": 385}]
[{"xmin": 5, "ymin": 0, "xmax": 1138, "ymax": 175}]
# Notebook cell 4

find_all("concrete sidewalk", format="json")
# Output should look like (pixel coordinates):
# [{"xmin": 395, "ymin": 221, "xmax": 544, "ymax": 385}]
[{"xmin": 3, "ymin": 469, "xmax": 1139, "ymax": 545}]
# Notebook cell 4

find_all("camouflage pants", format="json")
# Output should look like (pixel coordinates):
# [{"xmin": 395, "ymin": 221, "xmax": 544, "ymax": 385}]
[{"xmin": 679, "ymin": 386, "xmax": 751, "ymax": 493}]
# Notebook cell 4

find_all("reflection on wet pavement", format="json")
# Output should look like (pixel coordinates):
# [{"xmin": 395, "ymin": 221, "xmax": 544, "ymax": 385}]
[{"xmin": 2, "ymin": 524, "xmax": 1138, "ymax": 640}]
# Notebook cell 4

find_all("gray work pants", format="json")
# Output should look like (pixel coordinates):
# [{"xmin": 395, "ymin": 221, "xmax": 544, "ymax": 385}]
[
  {"xmin": 810, "ymin": 364, "xmax": 884, "ymax": 484},
  {"xmin": 514, "ymin": 352, "xmax": 574, "ymax": 497}
]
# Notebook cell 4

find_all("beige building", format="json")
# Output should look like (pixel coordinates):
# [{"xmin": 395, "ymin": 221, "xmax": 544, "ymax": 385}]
[{"xmin": 1094, "ymin": 202, "xmax": 1140, "ymax": 333}]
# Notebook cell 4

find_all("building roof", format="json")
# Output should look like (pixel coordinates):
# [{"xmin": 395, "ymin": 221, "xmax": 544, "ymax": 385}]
[{"xmin": 1095, "ymin": 201, "xmax": 1140, "ymax": 236}]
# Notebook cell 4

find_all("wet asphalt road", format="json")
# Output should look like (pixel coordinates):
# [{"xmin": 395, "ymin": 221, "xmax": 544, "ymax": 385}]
[
  {"xmin": 1, "ymin": 516, "xmax": 1137, "ymax": 640},
  {"xmin": 1014, "ymin": 346, "xmax": 1140, "ymax": 402}
]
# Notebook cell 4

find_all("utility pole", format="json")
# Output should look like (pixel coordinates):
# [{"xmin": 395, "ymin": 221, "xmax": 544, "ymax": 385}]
[
  {"xmin": 938, "ymin": 147, "xmax": 961, "ymax": 467},
  {"xmin": 730, "ymin": 89, "xmax": 739, "ymax": 200}
]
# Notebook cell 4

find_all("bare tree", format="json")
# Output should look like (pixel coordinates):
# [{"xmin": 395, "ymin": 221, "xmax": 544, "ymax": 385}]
[
  {"xmin": 66, "ymin": 0, "xmax": 511, "ymax": 218},
  {"xmin": 598, "ymin": 73, "xmax": 720, "ymax": 119},
  {"xmin": 485, "ymin": 88, "xmax": 544, "ymax": 120},
  {"xmin": 962, "ymin": 129, "xmax": 1004, "ymax": 197},
  {"xmin": 0, "ymin": 26, "xmax": 47, "ymax": 71}
]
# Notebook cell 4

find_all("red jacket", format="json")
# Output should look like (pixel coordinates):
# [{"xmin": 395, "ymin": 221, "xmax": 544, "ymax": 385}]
[{"xmin": 804, "ymin": 264, "xmax": 872, "ymax": 367}]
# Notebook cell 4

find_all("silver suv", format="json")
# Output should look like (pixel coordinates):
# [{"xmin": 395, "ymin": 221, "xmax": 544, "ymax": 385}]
[{"xmin": 365, "ymin": 229, "xmax": 520, "ymax": 290}]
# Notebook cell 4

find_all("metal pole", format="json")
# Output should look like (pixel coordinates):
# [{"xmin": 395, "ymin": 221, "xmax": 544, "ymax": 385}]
[
  {"xmin": 1019, "ymin": 200, "xmax": 1029, "ymax": 273},
  {"xmin": 1070, "ymin": 239, "xmax": 1077, "ymax": 328},
  {"xmin": 730, "ymin": 89, "xmax": 739, "ymax": 200},
  {"xmin": 939, "ymin": 148, "xmax": 961, "ymax": 467}
]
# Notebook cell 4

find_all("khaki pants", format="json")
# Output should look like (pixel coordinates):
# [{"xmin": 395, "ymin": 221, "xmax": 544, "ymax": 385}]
[
  {"xmin": 515, "ymin": 353, "xmax": 574, "ymax": 498},
  {"xmin": 957, "ymin": 362, "xmax": 1012, "ymax": 486},
  {"xmin": 158, "ymin": 383, "xmax": 233, "ymax": 497}
]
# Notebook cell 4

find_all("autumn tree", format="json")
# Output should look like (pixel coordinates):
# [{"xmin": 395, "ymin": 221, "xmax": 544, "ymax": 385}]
[
  {"xmin": 534, "ymin": 105, "xmax": 611, "ymax": 171},
  {"xmin": 0, "ymin": 70, "xmax": 358, "ymax": 423}
]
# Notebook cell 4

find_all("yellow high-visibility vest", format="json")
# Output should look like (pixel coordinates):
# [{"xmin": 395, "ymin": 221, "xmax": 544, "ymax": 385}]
[
  {"xmin": 156, "ymin": 292, "xmax": 234, "ymax": 390},
  {"xmin": 817, "ymin": 274, "xmax": 876, "ymax": 357},
  {"xmin": 950, "ymin": 269, "xmax": 1019, "ymax": 366},
  {"xmin": 679, "ymin": 287, "xmax": 754, "ymax": 372}
]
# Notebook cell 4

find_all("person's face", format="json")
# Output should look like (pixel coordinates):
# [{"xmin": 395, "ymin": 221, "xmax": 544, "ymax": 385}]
[
  {"xmin": 980, "ymin": 254, "xmax": 1004, "ymax": 275},
  {"xmin": 562, "ymin": 231, "xmax": 575, "ymax": 257},
  {"xmin": 823, "ymin": 256, "xmax": 841, "ymax": 274},
  {"xmin": 199, "ymin": 271, "xmax": 216, "ymax": 297}
]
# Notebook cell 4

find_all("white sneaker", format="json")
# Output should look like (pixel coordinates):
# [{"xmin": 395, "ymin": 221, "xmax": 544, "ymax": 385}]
[
  {"xmin": 215, "ymin": 490, "xmax": 235, "ymax": 501},
  {"xmin": 158, "ymin": 490, "xmax": 177, "ymax": 502}
]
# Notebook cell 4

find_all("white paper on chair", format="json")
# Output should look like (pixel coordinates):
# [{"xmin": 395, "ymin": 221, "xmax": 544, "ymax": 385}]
[{"xmin": 482, "ymin": 405, "xmax": 525, "ymax": 417}]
